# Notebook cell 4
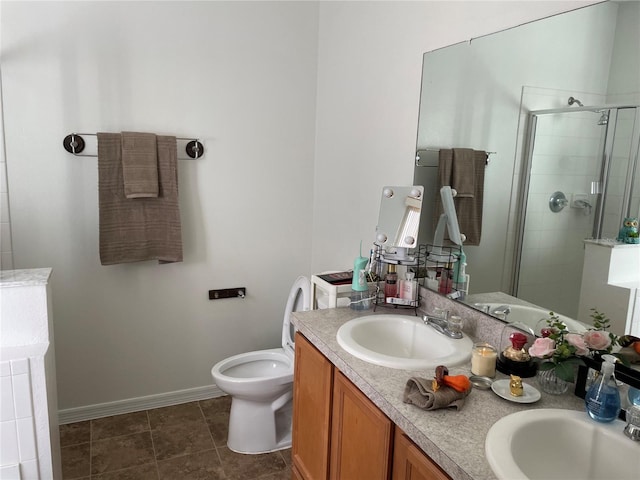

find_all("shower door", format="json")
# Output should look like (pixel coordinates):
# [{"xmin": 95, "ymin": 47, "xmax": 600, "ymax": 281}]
[{"xmin": 513, "ymin": 106, "xmax": 639, "ymax": 319}]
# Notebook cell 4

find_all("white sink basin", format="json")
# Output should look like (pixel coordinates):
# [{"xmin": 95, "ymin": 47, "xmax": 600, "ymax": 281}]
[
  {"xmin": 336, "ymin": 314, "xmax": 473, "ymax": 370},
  {"xmin": 482, "ymin": 303, "xmax": 587, "ymax": 334},
  {"xmin": 486, "ymin": 409, "xmax": 638, "ymax": 480}
]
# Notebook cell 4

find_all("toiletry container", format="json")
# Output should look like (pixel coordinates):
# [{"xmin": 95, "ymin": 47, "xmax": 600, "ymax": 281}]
[
  {"xmin": 438, "ymin": 263, "xmax": 453, "ymax": 294},
  {"xmin": 425, "ymin": 270, "xmax": 438, "ymax": 291},
  {"xmin": 385, "ymin": 264, "xmax": 398, "ymax": 300},
  {"xmin": 585, "ymin": 355, "xmax": 621, "ymax": 422},
  {"xmin": 629, "ymin": 387, "xmax": 640, "ymax": 406},
  {"xmin": 400, "ymin": 271, "xmax": 417, "ymax": 302}
]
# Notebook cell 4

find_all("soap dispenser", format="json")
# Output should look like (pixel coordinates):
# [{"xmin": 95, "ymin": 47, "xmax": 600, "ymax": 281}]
[{"xmin": 585, "ymin": 354, "xmax": 621, "ymax": 423}]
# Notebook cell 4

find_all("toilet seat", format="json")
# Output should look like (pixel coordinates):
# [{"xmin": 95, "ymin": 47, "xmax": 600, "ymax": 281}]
[
  {"xmin": 213, "ymin": 275, "xmax": 310, "ymax": 383},
  {"xmin": 281, "ymin": 275, "xmax": 311, "ymax": 359},
  {"xmin": 212, "ymin": 348, "xmax": 294, "ymax": 396}
]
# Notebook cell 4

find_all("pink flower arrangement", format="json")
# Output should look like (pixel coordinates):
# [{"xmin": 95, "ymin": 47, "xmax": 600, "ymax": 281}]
[
  {"xmin": 528, "ymin": 309, "xmax": 618, "ymax": 383},
  {"xmin": 583, "ymin": 330, "xmax": 612, "ymax": 351}
]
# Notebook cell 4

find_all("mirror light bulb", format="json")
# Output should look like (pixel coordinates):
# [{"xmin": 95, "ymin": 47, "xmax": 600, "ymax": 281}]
[
  {"xmin": 383, "ymin": 188, "xmax": 394, "ymax": 198},
  {"xmin": 376, "ymin": 233, "xmax": 388, "ymax": 243},
  {"xmin": 410, "ymin": 188, "xmax": 421, "ymax": 198},
  {"xmin": 404, "ymin": 236, "xmax": 415, "ymax": 245}
]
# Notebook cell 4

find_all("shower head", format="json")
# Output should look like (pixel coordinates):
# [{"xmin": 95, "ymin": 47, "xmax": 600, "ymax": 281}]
[
  {"xmin": 568, "ymin": 96, "xmax": 584, "ymax": 107},
  {"xmin": 597, "ymin": 111, "xmax": 609, "ymax": 126}
]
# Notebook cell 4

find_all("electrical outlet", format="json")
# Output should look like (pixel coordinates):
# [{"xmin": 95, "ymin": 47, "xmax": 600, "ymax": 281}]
[{"xmin": 208, "ymin": 288, "xmax": 246, "ymax": 300}]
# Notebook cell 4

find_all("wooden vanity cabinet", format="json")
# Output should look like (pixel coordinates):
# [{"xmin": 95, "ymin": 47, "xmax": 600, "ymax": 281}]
[
  {"xmin": 292, "ymin": 332, "xmax": 451, "ymax": 480},
  {"xmin": 292, "ymin": 333, "xmax": 334, "ymax": 480},
  {"xmin": 392, "ymin": 429, "xmax": 451, "ymax": 480},
  {"xmin": 330, "ymin": 370, "xmax": 393, "ymax": 479}
]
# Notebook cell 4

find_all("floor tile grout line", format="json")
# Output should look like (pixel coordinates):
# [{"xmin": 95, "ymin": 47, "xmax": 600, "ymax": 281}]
[
  {"xmin": 89, "ymin": 418, "xmax": 93, "ymax": 479},
  {"xmin": 198, "ymin": 400, "xmax": 228, "ymax": 477},
  {"xmin": 87, "ymin": 461, "xmax": 158, "ymax": 479},
  {"xmin": 145, "ymin": 409, "xmax": 161, "ymax": 480}
]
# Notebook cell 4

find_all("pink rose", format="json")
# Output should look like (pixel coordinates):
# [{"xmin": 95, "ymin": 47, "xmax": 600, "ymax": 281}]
[
  {"xmin": 529, "ymin": 337, "xmax": 556, "ymax": 358},
  {"xmin": 566, "ymin": 333, "xmax": 589, "ymax": 356},
  {"xmin": 583, "ymin": 330, "xmax": 612, "ymax": 351}
]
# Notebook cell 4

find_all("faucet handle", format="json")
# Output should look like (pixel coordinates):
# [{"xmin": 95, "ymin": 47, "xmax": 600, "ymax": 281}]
[
  {"xmin": 624, "ymin": 405, "xmax": 640, "ymax": 441},
  {"xmin": 433, "ymin": 307, "xmax": 450, "ymax": 320}
]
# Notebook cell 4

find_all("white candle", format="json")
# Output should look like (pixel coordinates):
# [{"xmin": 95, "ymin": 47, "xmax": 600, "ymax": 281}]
[{"xmin": 471, "ymin": 343, "xmax": 497, "ymax": 377}]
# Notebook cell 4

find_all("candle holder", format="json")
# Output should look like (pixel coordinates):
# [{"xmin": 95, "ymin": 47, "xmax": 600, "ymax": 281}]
[{"xmin": 471, "ymin": 342, "xmax": 497, "ymax": 378}]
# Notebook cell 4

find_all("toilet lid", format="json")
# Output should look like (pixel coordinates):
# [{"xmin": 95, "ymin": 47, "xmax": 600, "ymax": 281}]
[{"xmin": 282, "ymin": 276, "xmax": 311, "ymax": 357}]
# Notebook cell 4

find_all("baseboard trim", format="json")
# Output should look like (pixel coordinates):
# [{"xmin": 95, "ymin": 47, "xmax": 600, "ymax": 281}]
[{"xmin": 58, "ymin": 385, "xmax": 226, "ymax": 424}]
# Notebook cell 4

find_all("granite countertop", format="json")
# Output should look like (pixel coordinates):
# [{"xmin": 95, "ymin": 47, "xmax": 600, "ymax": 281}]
[
  {"xmin": 292, "ymin": 307, "xmax": 585, "ymax": 480},
  {"xmin": 0, "ymin": 268, "xmax": 52, "ymax": 288}
]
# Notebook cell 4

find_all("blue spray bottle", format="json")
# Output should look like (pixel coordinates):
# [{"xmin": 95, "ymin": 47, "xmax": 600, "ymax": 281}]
[{"xmin": 585, "ymin": 354, "xmax": 621, "ymax": 422}]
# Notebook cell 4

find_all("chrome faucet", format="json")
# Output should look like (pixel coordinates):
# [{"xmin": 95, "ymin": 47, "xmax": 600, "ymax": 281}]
[
  {"xmin": 422, "ymin": 314, "xmax": 463, "ymax": 339},
  {"xmin": 624, "ymin": 405, "xmax": 640, "ymax": 441},
  {"xmin": 489, "ymin": 305, "xmax": 511, "ymax": 318}
]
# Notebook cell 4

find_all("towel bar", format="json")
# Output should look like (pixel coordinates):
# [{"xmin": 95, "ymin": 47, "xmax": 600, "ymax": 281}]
[
  {"xmin": 416, "ymin": 148, "xmax": 494, "ymax": 167},
  {"xmin": 63, "ymin": 133, "xmax": 204, "ymax": 159}
]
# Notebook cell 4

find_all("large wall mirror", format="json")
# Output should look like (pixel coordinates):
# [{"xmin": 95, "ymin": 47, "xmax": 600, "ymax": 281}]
[{"xmin": 414, "ymin": 0, "xmax": 640, "ymax": 326}]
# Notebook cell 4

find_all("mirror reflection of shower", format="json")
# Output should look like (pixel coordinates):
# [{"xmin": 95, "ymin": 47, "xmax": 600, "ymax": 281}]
[
  {"xmin": 513, "ymin": 103, "xmax": 640, "ymax": 319},
  {"xmin": 568, "ymin": 96, "xmax": 611, "ymax": 127}
]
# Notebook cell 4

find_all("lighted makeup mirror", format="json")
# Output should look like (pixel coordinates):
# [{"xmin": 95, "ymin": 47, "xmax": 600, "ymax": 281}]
[{"xmin": 375, "ymin": 186, "xmax": 424, "ymax": 262}]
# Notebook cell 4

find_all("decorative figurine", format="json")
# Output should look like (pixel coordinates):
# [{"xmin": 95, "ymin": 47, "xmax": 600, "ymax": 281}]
[
  {"xmin": 617, "ymin": 217, "xmax": 639, "ymax": 244},
  {"xmin": 509, "ymin": 375, "xmax": 524, "ymax": 397},
  {"xmin": 497, "ymin": 331, "xmax": 538, "ymax": 378}
]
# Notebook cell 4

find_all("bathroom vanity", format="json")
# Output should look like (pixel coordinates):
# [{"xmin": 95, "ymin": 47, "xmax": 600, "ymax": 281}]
[
  {"xmin": 290, "ymin": 307, "xmax": 588, "ymax": 480},
  {"xmin": 292, "ymin": 332, "xmax": 449, "ymax": 480}
]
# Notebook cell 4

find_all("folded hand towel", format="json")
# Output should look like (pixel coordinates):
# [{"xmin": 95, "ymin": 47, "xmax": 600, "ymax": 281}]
[
  {"xmin": 122, "ymin": 131, "xmax": 159, "ymax": 198},
  {"xmin": 403, "ymin": 376, "xmax": 470, "ymax": 411},
  {"xmin": 451, "ymin": 148, "xmax": 475, "ymax": 198}
]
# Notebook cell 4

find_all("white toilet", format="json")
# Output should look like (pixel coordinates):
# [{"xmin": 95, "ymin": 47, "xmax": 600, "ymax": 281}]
[{"xmin": 211, "ymin": 276, "xmax": 310, "ymax": 454}]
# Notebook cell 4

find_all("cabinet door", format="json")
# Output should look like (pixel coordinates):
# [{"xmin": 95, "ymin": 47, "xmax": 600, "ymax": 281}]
[
  {"xmin": 292, "ymin": 333, "xmax": 334, "ymax": 480},
  {"xmin": 392, "ymin": 428, "xmax": 451, "ymax": 480},
  {"xmin": 330, "ymin": 371, "xmax": 393, "ymax": 480}
]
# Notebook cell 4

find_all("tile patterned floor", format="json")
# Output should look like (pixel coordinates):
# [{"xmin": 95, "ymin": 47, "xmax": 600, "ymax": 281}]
[{"xmin": 59, "ymin": 397, "xmax": 291, "ymax": 480}]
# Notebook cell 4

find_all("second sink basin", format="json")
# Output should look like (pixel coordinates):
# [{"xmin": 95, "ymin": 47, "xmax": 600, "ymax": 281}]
[
  {"xmin": 336, "ymin": 314, "xmax": 473, "ymax": 370},
  {"xmin": 482, "ymin": 303, "xmax": 588, "ymax": 334},
  {"xmin": 485, "ymin": 408, "xmax": 638, "ymax": 480}
]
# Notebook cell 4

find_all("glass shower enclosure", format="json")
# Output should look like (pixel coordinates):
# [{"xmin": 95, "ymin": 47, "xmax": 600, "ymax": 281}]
[{"xmin": 513, "ymin": 105, "xmax": 640, "ymax": 319}]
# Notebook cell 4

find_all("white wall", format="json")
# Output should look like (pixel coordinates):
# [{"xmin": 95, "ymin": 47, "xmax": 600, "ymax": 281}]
[
  {"xmin": 1, "ymin": 1, "xmax": 599, "ymax": 413},
  {"xmin": 2, "ymin": 1, "xmax": 319, "ymax": 410},
  {"xmin": 312, "ymin": 0, "xmax": 598, "ymax": 273}
]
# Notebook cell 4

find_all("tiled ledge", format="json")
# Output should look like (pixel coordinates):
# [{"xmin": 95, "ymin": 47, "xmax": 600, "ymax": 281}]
[{"xmin": 0, "ymin": 268, "xmax": 52, "ymax": 288}]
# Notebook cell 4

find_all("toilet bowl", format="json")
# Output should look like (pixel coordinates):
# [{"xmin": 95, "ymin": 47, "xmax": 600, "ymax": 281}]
[{"xmin": 211, "ymin": 276, "xmax": 310, "ymax": 454}]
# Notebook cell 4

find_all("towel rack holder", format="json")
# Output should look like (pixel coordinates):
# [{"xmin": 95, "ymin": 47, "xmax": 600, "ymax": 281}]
[
  {"xmin": 63, "ymin": 133, "xmax": 204, "ymax": 159},
  {"xmin": 415, "ymin": 148, "xmax": 495, "ymax": 167}
]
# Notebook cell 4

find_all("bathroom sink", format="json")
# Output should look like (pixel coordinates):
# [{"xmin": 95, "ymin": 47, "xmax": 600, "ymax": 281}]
[
  {"xmin": 336, "ymin": 314, "xmax": 473, "ymax": 370},
  {"xmin": 482, "ymin": 303, "xmax": 587, "ymax": 334},
  {"xmin": 485, "ymin": 408, "xmax": 638, "ymax": 480}
]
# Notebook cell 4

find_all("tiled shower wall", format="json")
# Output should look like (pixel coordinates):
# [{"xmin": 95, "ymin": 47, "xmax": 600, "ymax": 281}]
[
  {"xmin": 0, "ymin": 359, "xmax": 39, "ymax": 479},
  {"xmin": 505, "ymin": 82, "xmax": 639, "ymax": 322},
  {"xmin": 508, "ymin": 87, "xmax": 607, "ymax": 320}
]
